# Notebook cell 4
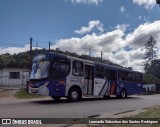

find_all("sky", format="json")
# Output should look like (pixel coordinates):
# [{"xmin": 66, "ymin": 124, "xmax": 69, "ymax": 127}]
[{"xmin": 0, "ymin": 0, "xmax": 160, "ymax": 72}]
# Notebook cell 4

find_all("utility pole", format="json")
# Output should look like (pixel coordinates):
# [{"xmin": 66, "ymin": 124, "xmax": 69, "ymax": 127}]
[
  {"xmin": 101, "ymin": 51, "xmax": 103, "ymax": 61},
  {"xmin": 36, "ymin": 42, "xmax": 38, "ymax": 50},
  {"xmin": 89, "ymin": 48, "xmax": 91, "ymax": 57},
  {"xmin": 49, "ymin": 41, "xmax": 51, "ymax": 51},
  {"xmin": 30, "ymin": 37, "xmax": 33, "ymax": 69}
]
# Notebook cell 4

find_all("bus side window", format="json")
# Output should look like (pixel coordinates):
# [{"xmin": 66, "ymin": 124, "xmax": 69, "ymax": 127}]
[
  {"xmin": 73, "ymin": 61, "xmax": 83, "ymax": 76},
  {"xmin": 118, "ymin": 71, "xmax": 129, "ymax": 81},
  {"xmin": 105, "ymin": 69, "xmax": 116, "ymax": 80},
  {"xmin": 96, "ymin": 65, "xmax": 104, "ymax": 79}
]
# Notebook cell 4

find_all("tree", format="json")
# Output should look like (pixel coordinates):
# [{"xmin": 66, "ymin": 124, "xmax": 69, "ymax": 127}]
[
  {"xmin": 143, "ymin": 73, "xmax": 160, "ymax": 84},
  {"xmin": 143, "ymin": 36, "xmax": 157, "ymax": 74},
  {"xmin": 144, "ymin": 59, "xmax": 160, "ymax": 79},
  {"xmin": 0, "ymin": 54, "xmax": 16, "ymax": 69},
  {"xmin": 144, "ymin": 36, "xmax": 157, "ymax": 63},
  {"xmin": 0, "ymin": 48, "xmax": 122, "ymax": 69}
]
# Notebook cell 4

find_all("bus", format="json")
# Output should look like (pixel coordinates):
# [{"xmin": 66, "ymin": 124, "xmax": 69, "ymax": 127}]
[{"xmin": 29, "ymin": 52, "xmax": 143, "ymax": 102}]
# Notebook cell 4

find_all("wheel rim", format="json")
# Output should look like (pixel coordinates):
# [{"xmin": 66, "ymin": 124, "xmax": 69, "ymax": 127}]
[
  {"xmin": 122, "ymin": 91, "xmax": 126, "ymax": 98},
  {"xmin": 71, "ymin": 91, "xmax": 78, "ymax": 100}
]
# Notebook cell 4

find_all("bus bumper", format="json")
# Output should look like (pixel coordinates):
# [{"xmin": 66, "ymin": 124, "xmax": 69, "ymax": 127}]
[{"xmin": 29, "ymin": 85, "xmax": 49, "ymax": 96}]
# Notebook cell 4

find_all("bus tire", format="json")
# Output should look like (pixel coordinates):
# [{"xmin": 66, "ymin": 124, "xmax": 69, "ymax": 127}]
[
  {"xmin": 51, "ymin": 96, "xmax": 61, "ymax": 101},
  {"xmin": 68, "ymin": 87, "xmax": 81, "ymax": 102},
  {"xmin": 119, "ymin": 89, "xmax": 127, "ymax": 99}
]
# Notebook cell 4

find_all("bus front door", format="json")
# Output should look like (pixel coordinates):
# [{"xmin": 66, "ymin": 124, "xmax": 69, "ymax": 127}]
[{"xmin": 84, "ymin": 65, "xmax": 94, "ymax": 95}]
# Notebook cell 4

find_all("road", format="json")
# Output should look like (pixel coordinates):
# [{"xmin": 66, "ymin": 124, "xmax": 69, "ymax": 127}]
[{"xmin": 0, "ymin": 94, "xmax": 160, "ymax": 118}]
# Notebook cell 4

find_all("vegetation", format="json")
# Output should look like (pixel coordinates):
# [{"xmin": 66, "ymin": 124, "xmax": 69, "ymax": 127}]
[
  {"xmin": 143, "ymin": 36, "xmax": 157, "ymax": 64},
  {"xmin": 15, "ymin": 89, "xmax": 44, "ymax": 99},
  {"xmin": 99, "ymin": 106, "xmax": 160, "ymax": 127},
  {"xmin": 143, "ymin": 36, "xmax": 160, "ymax": 83},
  {"xmin": 0, "ymin": 52, "xmax": 30, "ymax": 69},
  {"xmin": 143, "ymin": 73, "xmax": 160, "ymax": 84},
  {"xmin": 0, "ymin": 48, "xmax": 121, "ymax": 69},
  {"xmin": 144, "ymin": 59, "xmax": 160, "ymax": 79}
]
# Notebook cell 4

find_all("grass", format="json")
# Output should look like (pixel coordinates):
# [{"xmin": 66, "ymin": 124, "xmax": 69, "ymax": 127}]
[
  {"xmin": 15, "ymin": 89, "xmax": 45, "ymax": 99},
  {"xmin": 87, "ymin": 106, "xmax": 160, "ymax": 127},
  {"xmin": 131, "ymin": 106, "xmax": 160, "ymax": 118}
]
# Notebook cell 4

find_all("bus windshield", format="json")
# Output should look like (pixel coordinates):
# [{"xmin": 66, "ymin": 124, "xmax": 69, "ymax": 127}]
[{"xmin": 30, "ymin": 61, "xmax": 50, "ymax": 79}]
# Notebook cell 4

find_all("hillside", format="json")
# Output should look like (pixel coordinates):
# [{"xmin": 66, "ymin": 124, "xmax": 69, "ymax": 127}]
[{"xmin": 0, "ymin": 49, "xmax": 121, "ymax": 69}]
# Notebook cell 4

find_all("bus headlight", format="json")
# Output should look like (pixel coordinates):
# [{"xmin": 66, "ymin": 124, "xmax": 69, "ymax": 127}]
[{"xmin": 44, "ymin": 82, "xmax": 49, "ymax": 86}]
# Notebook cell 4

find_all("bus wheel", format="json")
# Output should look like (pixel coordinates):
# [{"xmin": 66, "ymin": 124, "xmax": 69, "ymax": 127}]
[
  {"xmin": 68, "ymin": 88, "xmax": 81, "ymax": 102},
  {"xmin": 51, "ymin": 96, "xmax": 61, "ymax": 101},
  {"xmin": 119, "ymin": 89, "xmax": 127, "ymax": 99}
]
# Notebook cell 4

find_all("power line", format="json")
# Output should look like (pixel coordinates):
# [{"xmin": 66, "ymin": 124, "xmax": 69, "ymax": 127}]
[
  {"xmin": 49, "ymin": 41, "xmax": 51, "ymax": 51},
  {"xmin": 36, "ymin": 42, "xmax": 38, "ymax": 49},
  {"xmin": 32, "ymin": 39, "xmax": 48, "ymax": 44},
  {"xmin": 0, "ymin": 41, "xmax": 27, "ymax": 47}
]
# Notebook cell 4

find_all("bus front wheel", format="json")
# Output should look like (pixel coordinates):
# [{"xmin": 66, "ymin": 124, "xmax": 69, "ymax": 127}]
[{"xmin": 68, "ymin": 88, "xmax": 81, "ymax": 102}]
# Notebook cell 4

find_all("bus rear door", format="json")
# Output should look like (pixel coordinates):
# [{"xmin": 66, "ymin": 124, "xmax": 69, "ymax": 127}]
[{"xmin": 84, "ymin": 65, "xmax": 94, "ymax": 95}]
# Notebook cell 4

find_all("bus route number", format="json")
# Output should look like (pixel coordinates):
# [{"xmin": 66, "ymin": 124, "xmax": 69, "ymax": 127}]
[{"xmin": 59, "ymin": 81, "xmax": 65, "ymax": 85}]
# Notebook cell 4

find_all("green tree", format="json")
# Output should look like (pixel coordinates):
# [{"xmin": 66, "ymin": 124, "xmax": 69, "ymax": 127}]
[
  {"xmin": 0, "ymin": 48, "xmax": 122, "ymax": 69},
  {"xmin": 0, "ymin": 53, "xmax": 16, "ymax": 69},
  {"xmin": 144, "ymin": 36, "xmax": 157, "ymax": 63},
  {"xmin": 144, "ymin": 36, "xmax": 157, "ymax": 75},
  {"xmin": 144, "ymin": 59, "xmax": 160, "ymax": 79},
  {"xmin": 143, "ymin": 73, "xmax": 160, "ymax": 84}
]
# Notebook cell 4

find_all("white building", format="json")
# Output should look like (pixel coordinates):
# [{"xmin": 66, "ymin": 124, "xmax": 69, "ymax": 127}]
[
  {"xmin": 143, "ymin": 84, "xmax": 156, "ymax": 92},
  {"xmin": 0, "ymin": 68, "xmax": 30, "ymax": 87}
]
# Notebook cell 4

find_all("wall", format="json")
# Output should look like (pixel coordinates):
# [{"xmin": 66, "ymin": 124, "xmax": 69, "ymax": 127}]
[
  {"xmin": 0, "ymin": 68, "xmax": 30, "ymax": 87},
  {"xmin": 143, "ymin": 84, "xmax": 156, "ymax": 92}
]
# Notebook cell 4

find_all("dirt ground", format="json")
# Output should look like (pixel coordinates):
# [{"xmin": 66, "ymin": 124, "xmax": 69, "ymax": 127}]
[{"xmin": 0, "ymin": 89, "xmax": 19, "ymax": 99}]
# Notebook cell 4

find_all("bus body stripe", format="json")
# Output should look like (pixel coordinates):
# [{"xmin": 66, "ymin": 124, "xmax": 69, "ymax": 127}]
[
  {"xmin": 99, "ymin": 80, "xmax": 108, "ymax": 96},
  {"xmin": 104, "ymin": 81, "xmax": 110, "ymax": 96}
]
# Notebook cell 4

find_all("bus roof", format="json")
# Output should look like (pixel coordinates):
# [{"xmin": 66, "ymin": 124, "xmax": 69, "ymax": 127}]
[
  {"xmin": 43, "ymin": 52, "xmax": 142, "ymax": 74},
  {"xmin": 94, "ymin": 62, "xmax": 141, "ymax": 74}
]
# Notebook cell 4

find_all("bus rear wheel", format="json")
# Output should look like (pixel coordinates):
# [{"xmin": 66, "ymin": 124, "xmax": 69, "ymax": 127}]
[
  {"xmin": 119, "ymin": 89, "xmax": 127, "ymax": 99},
  {"xmin": 68, "ymin": 88, "xmax": 81, "ymax": 102},
  {"xmin": 51, "ymin": 96, "xmax": 61, "ymax": 101}
]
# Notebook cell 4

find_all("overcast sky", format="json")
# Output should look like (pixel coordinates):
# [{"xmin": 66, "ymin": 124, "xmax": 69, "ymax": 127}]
[{"xmin": 0, "ymin": 0, "xmax": 160, "ymax": 72}]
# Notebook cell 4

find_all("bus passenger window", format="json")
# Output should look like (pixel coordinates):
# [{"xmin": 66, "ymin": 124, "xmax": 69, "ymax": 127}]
[
  {"xmin": 96, "ymin": 66, "xmax": 104, "ymax": 79},
  {"xmin": 73, "ymin": 61, "xmax": 83, "ymax": 76},
  {"xmin": 105, "ymin": 69, "xmax": 116, "ymax": 80}
]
